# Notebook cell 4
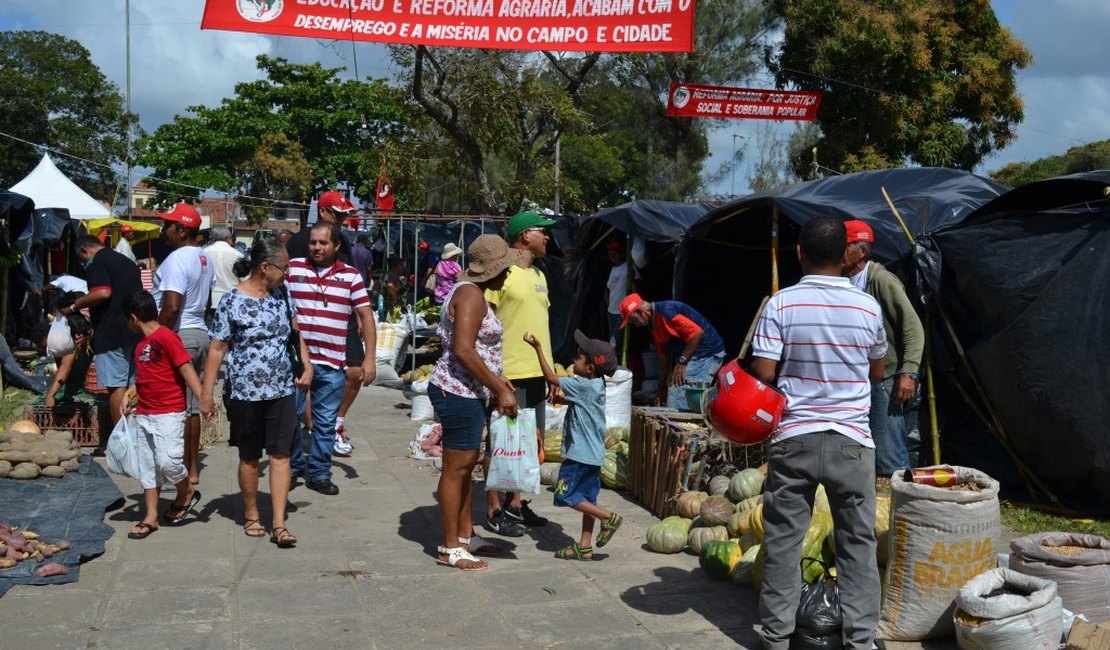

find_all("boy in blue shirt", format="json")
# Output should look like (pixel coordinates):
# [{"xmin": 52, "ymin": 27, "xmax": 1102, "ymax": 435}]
[{"xmin": 524, "ymin": 329, "xmax": 623, "ymax": 560}]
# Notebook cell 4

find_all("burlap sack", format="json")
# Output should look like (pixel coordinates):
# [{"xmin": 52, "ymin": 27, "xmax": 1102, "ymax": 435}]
[
  {"xmin": 953, "ymin": 568, "xmax": 1063, "ymax": 650},
  {"xmin": 877, "ymin": 465, "xmax": 1001, "ymax": 641},
  {"xmin": 1009, "ymin": 532, "xmax": 1110, "ymax": 624}
]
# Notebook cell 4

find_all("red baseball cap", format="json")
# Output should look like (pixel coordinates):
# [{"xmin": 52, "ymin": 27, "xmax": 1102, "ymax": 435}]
[
  {"xmin": 605, "ymin": 240, "xmax": 625, "ymax": 252},
  {"xmin": 419, "ymin": 241, "xmax": 430, "ymax": 251},
  {"xmin": 318, "ymin": 190, "xmax": 356, "ymax": 213},
  {"xmin": 120, "ymin": 224, "xmax": 134, "ymax": 233},
  {"xmin": 619, "ymin": 292, "xmax": 645, "ymax": 329},
  {"xmin": 844, "ymin": 220, "xmax": 874, "ymax": 243},
  {"xmin": 156, "ymin": 202, "xmax": 203, "ymax": 229}
]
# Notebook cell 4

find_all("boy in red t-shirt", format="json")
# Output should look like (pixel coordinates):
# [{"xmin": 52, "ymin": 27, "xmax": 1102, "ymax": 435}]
[{"xmin": 121, "ymin": 291, "xmax": 205, "ymax": 539}]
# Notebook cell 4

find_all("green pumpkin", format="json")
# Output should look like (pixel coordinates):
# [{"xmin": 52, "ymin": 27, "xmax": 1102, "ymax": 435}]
[
  {"xmin": 646, "ymin": 516, "xmax": 691, "ymax": 554},
  {"xmin": 708, "ymin": 475, "xmax": 731, "ymax": 496},
  {"xmin": 687, "ymin": 525, "xmax": 728, "ymax": 554},
  {"xmin": 727, "ymin": 468, "xmax": 765, "ymax": 502},
  {"xmin": 699, "ymin": 539, "xmax": 742, "ymax": 580},
  {"xmin": 699, "ymin": 495, "xmax": 734, "ymax": 526},
  {"xmin": 727, "ymin": 511, "xmax": 746, "ymax": 538},
  {"xmin": 731, "ymin": 544, "xmax": 762, "ymax": 586},
  {"xmin": 734, "ymin": 495, "xmax": 761, "ymax": 514}
]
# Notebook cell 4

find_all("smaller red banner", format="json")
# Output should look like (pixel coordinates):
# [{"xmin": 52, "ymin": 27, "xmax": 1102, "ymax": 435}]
[{"xmin": 666, "ymin": 82, "xmax": 822, "ymax": 121}]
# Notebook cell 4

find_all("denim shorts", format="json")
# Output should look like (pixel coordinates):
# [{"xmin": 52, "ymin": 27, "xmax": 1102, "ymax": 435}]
[
  {"xmin": 553, "ymin": 458, "xmax": 601, "ymax": 507},
  {"xmin": 428, "ymin": 384, "xmax": 485, "ymax": 451},
  {"xmin": 95, "ymin": 347, "xmax": 134, "ymax": 389}
]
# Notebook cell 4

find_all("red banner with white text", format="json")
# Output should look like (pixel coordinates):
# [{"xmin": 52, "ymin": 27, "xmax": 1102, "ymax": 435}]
[
  {"xmin": 202, "ymin": 0, "xmax": 696, "ymax": 53},
  {"xmin": 666, "ymin": 82, "xmax": 822, "ymax": 121}
]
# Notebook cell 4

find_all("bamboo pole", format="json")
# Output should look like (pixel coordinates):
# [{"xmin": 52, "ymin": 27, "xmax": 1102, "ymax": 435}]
[
  {"xmin": 770, "ymin": 207, "xmax": 780, "ymax": 294},
  {"xmin": 739, "ymin": 296, "xmax": 770, "ymax": 361}
]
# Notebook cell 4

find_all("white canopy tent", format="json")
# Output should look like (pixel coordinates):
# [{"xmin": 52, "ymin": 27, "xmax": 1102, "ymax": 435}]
[{"xmin": 9, "ymin": 153, "xmax": 111, "ymax": 220}]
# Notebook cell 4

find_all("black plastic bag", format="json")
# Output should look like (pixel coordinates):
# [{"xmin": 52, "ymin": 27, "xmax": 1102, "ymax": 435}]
[{"xmin": 792, "ymin": 569, "xmax": 842, "ymax": 650}]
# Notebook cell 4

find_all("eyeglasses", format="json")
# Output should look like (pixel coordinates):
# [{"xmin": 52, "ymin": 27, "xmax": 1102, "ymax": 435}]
[
  {"xmin": 264, "ymin": 262, "xmax": 289, "ymax": 274},
  {"xmin": 523, "ymin": 227, "xmax": 548, "ymax": 235}
]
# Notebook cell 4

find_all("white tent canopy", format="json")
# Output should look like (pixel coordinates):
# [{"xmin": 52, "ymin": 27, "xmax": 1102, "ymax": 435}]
[{"xmin": 9, "ymin": 153, "xmax": 111, "ymax": 220}]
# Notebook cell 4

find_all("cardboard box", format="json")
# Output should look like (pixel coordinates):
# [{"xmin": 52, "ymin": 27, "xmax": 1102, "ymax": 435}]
[{"xmin": 1067, "ymin": 620, "xmax": 1110, "ymax": 650}]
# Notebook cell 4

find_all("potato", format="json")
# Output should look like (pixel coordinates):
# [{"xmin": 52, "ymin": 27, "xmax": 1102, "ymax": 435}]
[
  {"xmin": 30, "ymin": 451, "xmax": 60, "ymax": 467},
  {"xmin": 8, "ymin": 462, "xmax": 41, "ymax": 479},
  {"xmin": 40, "ymin": 465, "xmax": 66, "ymax": 478}
]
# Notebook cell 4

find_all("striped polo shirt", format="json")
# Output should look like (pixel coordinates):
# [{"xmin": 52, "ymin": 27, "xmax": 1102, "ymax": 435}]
[
  {"xmin": 753, "ymin": 275, "xmax": 887, "ymax": 447},
  {"xmin": 287, "ymin": 258, "xmax": 370, "ymax": 370}
]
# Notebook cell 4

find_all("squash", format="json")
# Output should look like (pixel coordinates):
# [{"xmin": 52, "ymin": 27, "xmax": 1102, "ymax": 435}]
[
  {"xmin": 646, "ymin": 516, "xmax": 691, "ymax": 554},
  {"xmin": 727, "ymin": 510, "xmax": 748, "ymax": 538},
  {"xmin": 7, "ymin": 420, "xmax": 41, "ymax": 435},
  {"xmin": 731, "ymin": 544, "xmax": 762, "ymax": 586},
  {"xmin": 699, "ymin": 495, "xmax": 734, "ymax": 526},
  {"xmin": 749, "ymin": 503, "xmax": 765, "ymax": 541},
  {"xmin": 801, "ymin": 511, "xmax": 834, "ymax": 583},
  {"xmin": 687, "ymin": 525, "xmax": 728, "ymax": 554},
  {"xmin": 707, "ymin": 475, "xmax": 730, "ymax": 496},
  {"xmin": 734, "ymin": 495, "xmax": 761, "ymax": 514},
  {"xmin": 539, "ymin": 462, "xmax": 561, "ymax": 486},
  {"xmin": 875, "ymin": 495, "xmax": 891, "ymax": 567},
  {"xmin": 699, "ymin": 539, "xmax": 742, "ymax": 580},
  {"xmin": 727, "ymin": 467, "xmax": 765, "ymax": 502},
  {"xmin": 675, "ymin": 490, "xmax": 708, "ymax": 519}
]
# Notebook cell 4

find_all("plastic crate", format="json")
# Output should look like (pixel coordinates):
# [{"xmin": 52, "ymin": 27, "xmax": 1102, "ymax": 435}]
[{"xmin": 23, "ymin": 403, "xmax": 102, "ymax": 447}]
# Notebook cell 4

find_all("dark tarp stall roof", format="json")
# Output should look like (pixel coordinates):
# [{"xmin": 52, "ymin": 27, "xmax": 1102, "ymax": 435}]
[
  {"xmin": 917, "ymin": 170, "xmax": 1110, "ymax": 514},
  {"xmin": 674, "ymin": 167, "xmax": 1007, "ymax": 356},
  {"xmin": 590, "ymin": 200, "xmax": 717, "ymax": 247}
]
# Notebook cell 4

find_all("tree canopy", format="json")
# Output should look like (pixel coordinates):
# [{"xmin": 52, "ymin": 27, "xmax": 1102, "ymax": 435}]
[
  {"xmin": 990, "ymin": 140, "xmax": 1110, "ymax": 187},
  {"xmin": 0, "ymin": 30, "xmax": 135, "ymax": 200},
  {"xmin": 768, "ymin": 0, "xmax": 1032, "ymax": 175},
  {"xmin": 136, "ymin": 55, "xmax": 417, "ymax": 217}
]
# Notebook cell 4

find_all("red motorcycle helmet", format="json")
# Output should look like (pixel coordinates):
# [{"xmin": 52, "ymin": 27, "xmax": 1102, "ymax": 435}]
[{"xmin": 704, "ymin": 359, "xmax": 787, "ymax": 445}]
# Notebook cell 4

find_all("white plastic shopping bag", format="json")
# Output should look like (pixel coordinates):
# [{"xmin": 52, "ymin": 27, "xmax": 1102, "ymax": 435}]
[
  {"xmin": 486, "ymin": 408, "xmax": 540, "ymax": 494},
  {"xmin": 105, "ymin": 415, "xmax": 142, "ymax": 480},
  {"xmin": 46, "ymin": 313, "xmax": 75, "ymax": 358}
]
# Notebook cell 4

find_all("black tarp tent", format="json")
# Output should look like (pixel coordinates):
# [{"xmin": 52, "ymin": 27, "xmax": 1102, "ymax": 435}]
[
  {"xmin": 674, "ymin": 168, "xmax": 1008, "ymax": 356},
  {"xmin": 916, "ymin": 170, "xmax": 1110, "ymax": 514},
  {"xmin": 565, "ymin": 200, "xmax": 716, "ymax": 347}
]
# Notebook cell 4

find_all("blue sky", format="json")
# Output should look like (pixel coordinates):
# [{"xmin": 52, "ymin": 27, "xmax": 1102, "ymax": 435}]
[{"xmin": 2, "ymin": 1, "xmax": 1107, "ymax": 199}]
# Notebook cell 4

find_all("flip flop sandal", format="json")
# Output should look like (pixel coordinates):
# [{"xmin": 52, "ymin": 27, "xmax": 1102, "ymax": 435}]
[
  {"xmin": 460, "ymin": 534, "xmax": 505, "ymax": 557},
  {"xmin": 436, "ymin": 546, "xmax": 488, "ymax": 571},
  {"xmin": 163, "ymin": 490, "xmax": 202, "ymax": 525},
  {"xmin": 127, "ymin": 522, "xmax": 158, "ymax": 540},
  {"xmin": 596, "ymin": 513, "xmax": 623, "ymax": 548},
  {"xmin": 270, "ymin": 527, "xmax": 297, "ymax": 548},
  {"xmin": 243, "ymin": 519, "xmax": 267, "ymax": 538},
  {"xmin": 555, "ymin": 543, "xmax": 593, "ymax": 560}
]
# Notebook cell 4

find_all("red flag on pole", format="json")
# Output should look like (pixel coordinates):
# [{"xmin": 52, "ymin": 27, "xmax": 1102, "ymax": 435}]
[{"xmin": 376, "ymin": 170, "xmax": 395, "ymax": 217}]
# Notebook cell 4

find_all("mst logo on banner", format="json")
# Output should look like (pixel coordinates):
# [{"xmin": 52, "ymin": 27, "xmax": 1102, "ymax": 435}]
[
  {"xmin": 667, "ymin": 82, "xmax": 822, "ymax": 121},
  {"xmin": 203, "ymin": 0, "xmax": 696, "ymax": 53}
]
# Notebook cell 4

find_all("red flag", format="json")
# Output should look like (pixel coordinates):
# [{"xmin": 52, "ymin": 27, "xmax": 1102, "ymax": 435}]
[{"xmin": 376, "ymin": 171, "xmax": 395, "ymax": 216}]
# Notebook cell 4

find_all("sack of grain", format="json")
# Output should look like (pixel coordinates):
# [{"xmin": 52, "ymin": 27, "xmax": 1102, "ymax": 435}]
[
  {"xmin": 1009, "ymin": 532, "xmax": 1110, "ymax": 624},
  {"xmin": 953, "ymin": 568, "xmax": 1063, "ymax": 650}
]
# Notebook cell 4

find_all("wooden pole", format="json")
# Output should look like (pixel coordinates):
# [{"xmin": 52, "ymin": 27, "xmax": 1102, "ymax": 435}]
[
  {"xmin": 770, "ymin": 208, "xmax": 780, "ymax": 294},
  {"xmin": 739, "ymin": 296, "xmax": 770, "ymax": 361}
]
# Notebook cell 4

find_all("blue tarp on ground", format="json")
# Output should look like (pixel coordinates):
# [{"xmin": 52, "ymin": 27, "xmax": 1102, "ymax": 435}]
[{"xmin": 0, "ymin": 456, "xmax": 121, "ymax": 596}]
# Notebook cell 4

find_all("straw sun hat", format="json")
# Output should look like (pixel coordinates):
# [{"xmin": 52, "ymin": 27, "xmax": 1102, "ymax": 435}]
[
  {"xmin": 441, "ymin": 243, "xmax": 463, "ymax": 260},
  {"xmin": 462, "ymin": 235, "xmax": 528, "ymax": 283}
]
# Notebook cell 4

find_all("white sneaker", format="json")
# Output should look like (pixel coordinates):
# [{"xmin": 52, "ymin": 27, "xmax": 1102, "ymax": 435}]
[{"xmin": 334, "ymin": 426, "xmax": 353, "ymax": 457}]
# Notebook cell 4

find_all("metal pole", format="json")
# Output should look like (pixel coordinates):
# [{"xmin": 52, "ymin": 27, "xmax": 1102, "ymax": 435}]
[
  {"xmin": 125, "ymin": 0, "xmax": 132, "ymax": 218},
  {"xmin": 554, "ymin": 134, "xmax": 561, "ymax": 215},
  {"xmin": 411, "ymin": 221, "xmax": 419, "ymax": 371}
]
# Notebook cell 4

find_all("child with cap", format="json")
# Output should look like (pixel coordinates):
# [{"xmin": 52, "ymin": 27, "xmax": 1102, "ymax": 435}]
[{"xmin": 523, "ymin": 329, "xmax": 623, "ymax": 560}]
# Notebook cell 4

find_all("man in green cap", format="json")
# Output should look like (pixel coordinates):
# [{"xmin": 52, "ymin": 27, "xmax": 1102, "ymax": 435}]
[{"xmin": 483, "ymin": 210, "xmax": 557, "ymax": 537}]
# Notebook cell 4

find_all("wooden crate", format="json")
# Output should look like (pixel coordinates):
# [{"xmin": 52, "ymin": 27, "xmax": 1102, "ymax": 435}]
[{"xmin": 628, "ymin": 407, "xmax": 766, "ymax": 518}]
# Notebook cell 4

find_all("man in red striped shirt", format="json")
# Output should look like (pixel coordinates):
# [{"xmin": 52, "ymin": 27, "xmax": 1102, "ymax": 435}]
[
  {"xmin": 287, "ymin": 222, "xmax": 377, "ymax": 495},
  {"xmin": 751, "ymin": 216, "xmax": 887, "ymax": 650}
]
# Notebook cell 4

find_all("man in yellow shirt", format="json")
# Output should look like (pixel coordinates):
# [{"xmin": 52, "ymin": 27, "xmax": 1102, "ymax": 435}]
[{"xmin": 483, "ymin": 211, "xmax": 557, "ymax": 536}]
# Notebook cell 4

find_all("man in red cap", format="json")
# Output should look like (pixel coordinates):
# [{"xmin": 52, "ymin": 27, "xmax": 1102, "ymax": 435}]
[
  {"xmin": 416, "ymin": 241, "xmax": 439, "ymax": 301},
  {"xmin": 152, "ymin": 202, "xmax": 215, "ymax": 495},
  {"xmin": 286, "ymin": 190, "xmax": 368, "ymax": 458},
  {"xmin": 842, "ymin": 219, "xmax": 924, "ymax": 478},
  {"xmin": 115, "ymin": 224, "xmax": 138, "ymax": 263}
]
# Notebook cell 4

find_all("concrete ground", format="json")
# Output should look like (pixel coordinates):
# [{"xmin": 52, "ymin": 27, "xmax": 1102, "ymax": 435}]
[{"xmin": 2, "ymin": 385, "xmax": 765, "ymax": 649}]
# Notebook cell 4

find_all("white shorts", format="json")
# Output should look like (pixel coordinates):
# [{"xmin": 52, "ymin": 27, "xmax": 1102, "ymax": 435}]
[{"xmin": 135, "ymin": 412, "xmax": 187, "ymax": 490}]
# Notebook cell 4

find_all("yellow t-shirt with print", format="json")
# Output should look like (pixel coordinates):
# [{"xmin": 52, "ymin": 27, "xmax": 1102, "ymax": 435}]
[{"xmin": 485, "ymin": 264, "xmax": 553, "ymax": 380}]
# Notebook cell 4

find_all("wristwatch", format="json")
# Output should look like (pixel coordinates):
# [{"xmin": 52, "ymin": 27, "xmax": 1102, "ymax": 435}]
[
  {"xmin": 903, "ymin": 372, "xmax": 919, "ymax": 382},
  {"xmin": 676, "ymin": 355, "xmax": 690, "ymax": 366}
]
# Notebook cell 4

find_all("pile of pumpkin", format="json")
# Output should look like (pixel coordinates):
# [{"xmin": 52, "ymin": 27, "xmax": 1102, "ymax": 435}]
[{"xmin": 645, "ymin": 467, "xmax": 893, "ymax": 589}]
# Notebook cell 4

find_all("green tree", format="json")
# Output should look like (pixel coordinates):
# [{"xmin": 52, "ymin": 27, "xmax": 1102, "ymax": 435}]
[
  {"xmin": 0, "ymin": 31, "xmax": 136, "ymax": 200},
  {"xmin": 768, "ymin": 0, "xmax": 1032, "ymax": 176},
  {"xmin": 136, "ymin": 55, "xmax": 418, "ymax": 213},
  {"xmin": 990, "ymin": 140, "xmax": 1110, "ymax": 187}
]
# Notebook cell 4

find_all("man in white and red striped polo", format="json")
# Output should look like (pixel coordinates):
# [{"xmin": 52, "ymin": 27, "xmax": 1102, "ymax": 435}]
[
  {"xmin": 287, "ymin": 221, "xmax": 377, "ymax": 495},
  {"xmin": 751, "ymin": 216, "xmax": 887, "ymax": 650}
]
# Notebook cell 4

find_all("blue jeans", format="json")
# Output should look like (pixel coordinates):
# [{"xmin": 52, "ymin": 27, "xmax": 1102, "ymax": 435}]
[
  {"xmin": 871, "ymin": 376, "xmax": 911, "ymax": 477},
  {"xmin": 607, "ymin": 312, "xmax": 623, "ymax": 347},
  {"xmin": 669, "ymin": 351, "xmax": 725, "ymax": 411},
  {"xmin": 758, "ymin": 431, "xmax": 879, "ymax": 650},
  {"xmin": 290, "ymin": 364, "xmax": 346, "ymax": 483}
]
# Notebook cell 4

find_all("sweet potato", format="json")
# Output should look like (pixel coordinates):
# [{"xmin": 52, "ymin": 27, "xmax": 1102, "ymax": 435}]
[
  {"xmin": 0, "ymin": 558, "xmax": 16, "ymax": 569},
  {"xmin": 8, "ymin": 462, "xmax": 40, "ymax": 479},
  {"xmin": 20, "ymin": 530, "xmax": 39, "ymax": 540},
  {"xmin": 40, "ymin": 465, "xmax": 66, "ymax": 478},
  {"xmin": 60, "ymin": 458, "xmax": 79, "ymax": 472},
  {"xmin": 0, "ymin": 450, "xmax": 33, "ymax": 463},
  {"xmin": 35, "ymin": 563, "xmax": 68, "ymax": 577},
  {"xmin": 56, "ymin": 539, "xmax": 70, "ymax": 551},
  {"xmin": 0, "ymin": 459, "xmax": 11, "ymax": 478}
]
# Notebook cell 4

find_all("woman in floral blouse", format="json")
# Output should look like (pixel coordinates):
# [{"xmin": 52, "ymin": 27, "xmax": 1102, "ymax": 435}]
[
  {"xmin": 197, "ymin": 239, "xmax": 311, "ymax": 548},
  {"xmin": 428, "ymin": 235, "xmax": 521, "ymax": 570}
]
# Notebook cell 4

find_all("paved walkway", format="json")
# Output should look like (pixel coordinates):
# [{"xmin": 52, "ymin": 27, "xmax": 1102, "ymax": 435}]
[{"xmin": 3, "ymin": 385, "xmax": 764, "ymax": 649}]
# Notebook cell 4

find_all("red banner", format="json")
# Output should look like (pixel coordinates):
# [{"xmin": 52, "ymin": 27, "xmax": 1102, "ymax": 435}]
[
  {"xmin": 666, "ymin": 82, "xmax": 822, "ymax": 121},
  {"xmin": 202, "ymin": 0, "xmax": 696, "ymax": 53}
]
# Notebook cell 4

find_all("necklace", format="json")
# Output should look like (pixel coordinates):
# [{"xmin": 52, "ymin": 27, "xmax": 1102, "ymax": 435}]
[{"xmin": 312, "ymin": 262, "xmax": 339, "ymax": 307}]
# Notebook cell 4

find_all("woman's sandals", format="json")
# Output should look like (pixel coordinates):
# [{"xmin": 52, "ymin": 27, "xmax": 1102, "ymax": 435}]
[
  {"xmin": 436, "ymin": 546, "xmax": 488, "ymax": 571},
  {"xmin": 270, "ymin": 527, "xmax": 297, "ymax": 548}
]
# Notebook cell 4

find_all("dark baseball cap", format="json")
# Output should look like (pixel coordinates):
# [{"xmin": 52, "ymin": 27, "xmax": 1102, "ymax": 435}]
[{"xmin": 574, "ymin": 329, "xmax": 618, "ymax": 377}]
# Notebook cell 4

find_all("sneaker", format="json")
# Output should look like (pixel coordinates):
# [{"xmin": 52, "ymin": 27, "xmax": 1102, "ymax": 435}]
[
  {"xmin": 504, "ymin": 500, "xmax": 548, "ymax": 527},
  {"xmin": 334, "ymin": 425, "xmax": 353, "ymax": 457},
  {"xmin": 485, "ymin": 509, "xmax": 526, "ymax": 537}
]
